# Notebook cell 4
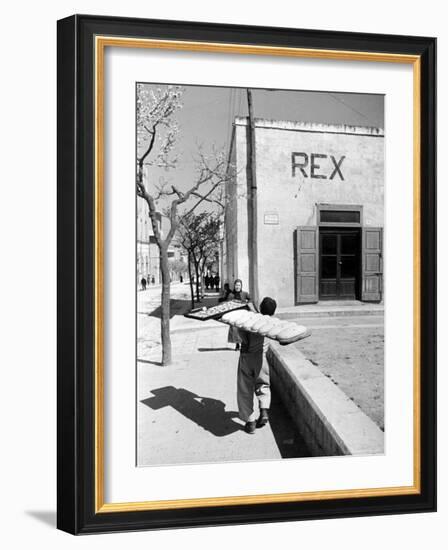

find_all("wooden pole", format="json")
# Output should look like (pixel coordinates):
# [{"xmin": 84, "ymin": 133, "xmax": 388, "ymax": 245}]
[{"xmin": 247, "ymin": 89, "xmax": 259, "ymax": 306}]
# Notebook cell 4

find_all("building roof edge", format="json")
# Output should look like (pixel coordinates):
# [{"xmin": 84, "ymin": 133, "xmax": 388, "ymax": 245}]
[{"xmin": 234, "ymin": 116, "xmax": 384, "ymax": 136}]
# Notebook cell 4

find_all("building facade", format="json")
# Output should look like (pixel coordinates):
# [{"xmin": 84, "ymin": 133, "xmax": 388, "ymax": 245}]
[
  {"xmin": 167, "ymin": 236, "xmax": 189, "ymax": 282},
  {"xmin": 224, "ymin": 117, "xmax": 384, "ymax": 307},
  {"xmin": 137, "ymin": 198, "xmax": 161, "ymax": 286}
]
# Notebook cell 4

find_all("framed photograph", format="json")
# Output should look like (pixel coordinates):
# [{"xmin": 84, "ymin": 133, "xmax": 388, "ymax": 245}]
[{"xmin": 57, "ymin": 14, "xmax": 436, "ymax": 534}]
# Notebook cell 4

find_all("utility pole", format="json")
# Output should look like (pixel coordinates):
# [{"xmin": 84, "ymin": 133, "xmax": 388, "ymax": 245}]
[{"xmin": 246, "ymin": 89, "xmax": 259, "ymax": 306}]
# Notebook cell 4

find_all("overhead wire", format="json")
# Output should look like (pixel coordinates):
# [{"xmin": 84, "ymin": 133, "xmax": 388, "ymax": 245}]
[{"xmin": 326, "ymin": 92, "xmax": 375, "ymax": 126}]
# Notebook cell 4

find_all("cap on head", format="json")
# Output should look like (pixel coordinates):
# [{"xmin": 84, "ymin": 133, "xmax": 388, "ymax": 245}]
[{"xmin": 260, "ymin": 297, "xmax": 277, "ymax": 316}]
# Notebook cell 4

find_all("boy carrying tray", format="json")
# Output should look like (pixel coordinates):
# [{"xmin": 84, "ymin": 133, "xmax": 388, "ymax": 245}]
[{"xmin": 237, "ymin": 297, "xmax": 277, "ymax": 434}]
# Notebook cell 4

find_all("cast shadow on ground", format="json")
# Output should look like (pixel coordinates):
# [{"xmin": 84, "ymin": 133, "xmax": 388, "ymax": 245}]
[
  {"xmin": 141, "ymin": 386, "xmax": 242, "ymax": 437},
  {"xmin": 197, "ymin": 347, "xmax": 233, "ymax": 352},
  {"xmin": 268, "ymin": 389, "xmax": 312, "ymax": 459},
  {"xmin": 25, "ymin": 510, "xmax": 56, "ymax": 528},
  {"xmin": 137, "ymin": 358, "xmax": 163, "ymax": 366},
  {"xmin": 148, "ymin": 299, "xmax": 191, "ymax": 320}
]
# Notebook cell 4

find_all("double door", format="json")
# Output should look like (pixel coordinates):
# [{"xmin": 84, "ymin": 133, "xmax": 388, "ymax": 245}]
[{"xmin": 319, "ymin": 229, "xmax": 360, "ymax": 300}]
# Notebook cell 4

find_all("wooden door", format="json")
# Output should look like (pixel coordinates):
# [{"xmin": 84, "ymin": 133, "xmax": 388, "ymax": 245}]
[
  {"xmin": 319, "ymin": 230, "xmax": 360, "ymax": 300},
  {"xmin": 362, "ymin": 227, "xmax": 383, "ymax": 301},
  {"xmin": 294, "ymin": 227, "xmax": 318, "ymax": 304}
]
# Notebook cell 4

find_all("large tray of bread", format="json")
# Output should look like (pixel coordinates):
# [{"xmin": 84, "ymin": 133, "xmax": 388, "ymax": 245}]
[{"xmin": 220, "ymin": 309, "xmax": 309, "ymax": 345}]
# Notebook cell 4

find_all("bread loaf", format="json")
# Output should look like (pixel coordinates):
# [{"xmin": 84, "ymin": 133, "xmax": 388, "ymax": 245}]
[
  {"xmin": 266, "ymin": 321, "xmax": 291, "ymax": 339},
  {"xmin": 250, "ymin": 315, "xmax": 272, "ymax": 332},
  {"xmin": 241, "ymin": 313, "xmax": 263, "ymax": 331},
  {"xmin": 221, "ymin": 310, "xmax": 247, "ymax": 325},
  {"xmin": 234, "ymin": 310, "xmax": 254, "ymax": 327},
  {"xmin": 258, "ymin": 317, "xmax": 282, "ymax": 336},
  {"xmin": 276, "ymin": 324, "xmax": 309, "ymax": 344}
]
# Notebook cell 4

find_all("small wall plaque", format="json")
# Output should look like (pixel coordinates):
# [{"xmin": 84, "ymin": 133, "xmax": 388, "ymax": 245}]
[{"xmin": 264, "ymin": 212, "xmax": 279, "ymax": 225}]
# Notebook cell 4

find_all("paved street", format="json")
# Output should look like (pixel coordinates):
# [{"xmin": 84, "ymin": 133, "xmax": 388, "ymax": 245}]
[
  {"xmin": 292, "ymin": 315, "xmax": 384, "ymax": 430},
  {"xmin": 137, "ymin": 285, "xmax": 384, "ymax": 465}
]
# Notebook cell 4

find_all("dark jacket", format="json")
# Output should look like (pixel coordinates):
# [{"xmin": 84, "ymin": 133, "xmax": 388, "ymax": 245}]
[{"xmin": 228, "ymin": 290, "xmax": 250, "ymax": 302}]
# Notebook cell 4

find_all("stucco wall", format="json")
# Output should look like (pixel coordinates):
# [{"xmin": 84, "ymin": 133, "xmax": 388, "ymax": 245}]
[
  {"xmin": 229, "ymin": 118, "xmax": 384, "ymax": 307},
  {"xmin": 224, "ymin": 125, "xmax": 251, "ymax": 291}
]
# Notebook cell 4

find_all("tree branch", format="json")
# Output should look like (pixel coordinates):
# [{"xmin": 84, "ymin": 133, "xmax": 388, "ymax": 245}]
[
  {"xmin": 190, "ymin": 190, "xmax": 225, "ymax": 209},
  {"xmin": 171, "ymin": 185, "xmax": 184, "ymax": 199},
  {"xmin": 138, "ymin": 122, "xmax": 159, "ymax": 167},
  {"xmin": 180, "ymin": 180, "xmax": 223, "ymax": 220},
  {"xmin": 138, "ymin": 181, "xmax": 163, "ymax": 245}
]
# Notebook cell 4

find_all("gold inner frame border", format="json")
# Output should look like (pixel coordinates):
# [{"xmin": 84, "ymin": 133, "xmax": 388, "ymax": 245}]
[{"xmin": 94, "ymin": 35, "xmax": 421, "ymax": 514}]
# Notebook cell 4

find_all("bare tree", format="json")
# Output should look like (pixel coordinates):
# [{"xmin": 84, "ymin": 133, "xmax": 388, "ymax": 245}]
[
  {"xmin": 195, "ymin": 217, "xmax": 221, "ymax": 297},
  {"xmin": 137, "ymin": 84, "xmax": 233, "ymax": 365},
  {"xmin": 178, "ymin": 212, "xmax": 221, "ymax": 305},
  {"xmin": 178, "ymin": 212, "xmax": 207, "ymax": 307},
  {"xmin": 168, "ymin": 258, "xmax": 187, "ymax": 281}
]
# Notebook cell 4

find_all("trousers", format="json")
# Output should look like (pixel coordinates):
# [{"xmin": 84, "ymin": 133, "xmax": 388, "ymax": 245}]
[{"xmin": 237, "ymin": 351, "xmax": 271, "ymax": 422}]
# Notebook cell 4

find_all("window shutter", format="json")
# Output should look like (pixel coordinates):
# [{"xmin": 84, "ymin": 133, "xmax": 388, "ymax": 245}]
[
  {"xmin": 295, "ymin": 227, "xmax": 318, "ymax": 304},
  {"xmin": 362, "ymin": 227, "xmax": 383, "ymax": 302}
]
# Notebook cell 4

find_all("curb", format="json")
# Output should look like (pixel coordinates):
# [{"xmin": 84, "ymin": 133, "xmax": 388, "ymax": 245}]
[
  {"xmin": 277, "ymin": 307, "xmax": 384, "ymax": 319},
  {"xmin": 267, "ymin": 342, "xmax": 384, "ymax": 457}
]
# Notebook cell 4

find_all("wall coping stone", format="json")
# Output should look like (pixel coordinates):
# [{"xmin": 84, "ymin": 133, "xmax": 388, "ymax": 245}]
[{"xmin": 267, "ymin": 341, "xmax": 384, "ymax": 456}]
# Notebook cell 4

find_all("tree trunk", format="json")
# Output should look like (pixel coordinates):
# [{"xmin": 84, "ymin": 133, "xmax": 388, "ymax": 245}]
[
  {"xmin": 199, "ymin": 257, "xmax": 205, "ymax": 298},
  {"xmin": 194, "ymin": 260, "xmax": 201, "ymax": 302},
  {"xmin": 187, "ymin": 252, "xmax": 195, "ymax": 309},
  {"xmin": 159, "ymin": 245, "xmax": 172, "ymax": 365},
  {"xmin": 200, "ymin": 256, "xmax": 207, "ymax": 287}
]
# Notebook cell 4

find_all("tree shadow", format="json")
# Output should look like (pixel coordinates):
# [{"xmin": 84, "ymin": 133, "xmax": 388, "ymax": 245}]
[
  {"xmin": 148, "ymin": 299, "xmax": 192, "ymax": 319},
  {"xmin": 147, "ymin": 295, "xmax": 222, "ymax": 320},
  {"xmin": 138, "ymin": 358, "xmax": 163, "ymax": 366},
  {"xmin": 141, "ymin": 386, "xmax": 242, "ymax": 437},
  {"xmin": 197, "ymin": 347, "xmax": 233, "ymax": 352}
]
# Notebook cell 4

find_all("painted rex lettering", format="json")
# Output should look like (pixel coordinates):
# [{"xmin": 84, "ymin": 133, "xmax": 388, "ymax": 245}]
[{"xmin": 291, "ymin": 152, "xmax": 346, "ymax": 180}]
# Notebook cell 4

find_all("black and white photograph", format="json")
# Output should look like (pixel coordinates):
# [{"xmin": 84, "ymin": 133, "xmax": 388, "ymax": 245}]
[
  {"xmin": 0, "ymin": 0, "xmax": 441, "ymax": 543},
  {"xmin": 136, "ymin": 83, "xmax": 385, "ymax": 467}
]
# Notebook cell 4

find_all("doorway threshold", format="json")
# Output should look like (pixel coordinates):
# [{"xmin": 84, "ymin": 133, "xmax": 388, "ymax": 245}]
[{"xmin": 277, "ymin": 300, "xmax": 384, "ymax": 319}]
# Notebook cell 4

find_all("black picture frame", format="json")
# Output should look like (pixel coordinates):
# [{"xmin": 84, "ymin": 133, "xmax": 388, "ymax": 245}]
[{"xmin": 57, "ymin": 14, "xmax": 436, "ymax": 534}]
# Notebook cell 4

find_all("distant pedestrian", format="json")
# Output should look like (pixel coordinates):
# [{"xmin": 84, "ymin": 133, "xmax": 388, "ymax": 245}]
[
  {"xmin": 214, "ymin": 274, "xmax": 220, "ymax": 290},
  {"xmin": 227, "ymin": 279, "xmax": 250, "ymax": 351},
  {"xmin": 141, "ymin": 277, "xmax": 147, "ymax": 291},
  {"xmin": 180, "ymin": 274, "xmax": 183, "ymax": 283},
  {"xmin": 237, "ymin": 297, "xmax": 277, "ymax": 434},
  {"xmin": 151, "ymin": 275, "xmax": 155, "ymax": 284},
  {"xmin": 205, "ymin": 274, "xmax": 210, "ymax": 290}
]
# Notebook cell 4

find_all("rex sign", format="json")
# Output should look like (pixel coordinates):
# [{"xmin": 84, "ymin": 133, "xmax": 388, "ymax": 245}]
[{"xmin": 291, "ymin": 152, "xmax": 346, "ymax": 181}]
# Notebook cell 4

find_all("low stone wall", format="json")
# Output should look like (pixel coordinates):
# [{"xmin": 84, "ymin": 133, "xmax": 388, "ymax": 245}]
[{"xmin": 267, "ymin": 342, "xmax": 384, "ymax": 457}]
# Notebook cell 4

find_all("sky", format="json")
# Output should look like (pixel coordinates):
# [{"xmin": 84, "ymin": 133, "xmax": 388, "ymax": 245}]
[
  {"xmin": 139, "ymin": 83, "xmax": 384, "ymax": 226},
  {"xmin": 175, "ymin": 85, "xmax": 384, "ymax": 158}
]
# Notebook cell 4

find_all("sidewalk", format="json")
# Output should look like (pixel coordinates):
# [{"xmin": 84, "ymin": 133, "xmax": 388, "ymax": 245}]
[
  {"xmin": 277, "ymin": 300, "xmax": 384, "ymax": 319},
  {"xmin": 137, "ymin": 290, "xmax": 219, "ymax": 359},
  {"xmin": 137, "ymin": 321, "xmax": 310, "ymax": 466}
]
